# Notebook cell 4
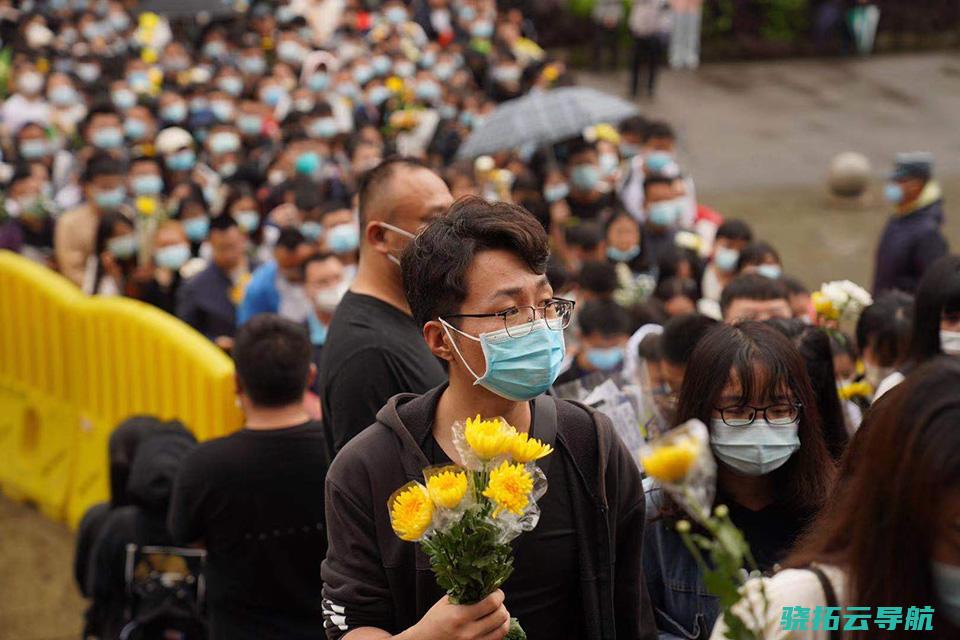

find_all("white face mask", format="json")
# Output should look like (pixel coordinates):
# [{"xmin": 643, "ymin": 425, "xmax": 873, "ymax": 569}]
[
  {"xmin": 863, "ymin": 362, "xmax": 894, "ymax": 389},
  {"xmin": 941, "ymin": 330, "xmax": 960, "ymax": 356},
  {"xmin": 314, "ymin": 281, "xmax": 349, "ymax": 313},
  {"xmin": 710, "ymin": 419, "xmax": 801, "ymax": 476}
]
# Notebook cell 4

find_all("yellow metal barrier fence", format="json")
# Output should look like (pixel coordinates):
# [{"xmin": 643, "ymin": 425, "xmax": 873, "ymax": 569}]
[{"xmin": 0, "ymin": 250, "xmax": 243, "ymax": 527}]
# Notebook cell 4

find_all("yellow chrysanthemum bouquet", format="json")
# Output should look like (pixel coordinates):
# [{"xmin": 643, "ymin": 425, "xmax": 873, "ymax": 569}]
[
  {"xmin": 640, "ymin": 420, "xmax": 768, "ymax": 639},
  {"xmin": 388, "ymin": 416, "xmax": 553, "ymax": 639}
]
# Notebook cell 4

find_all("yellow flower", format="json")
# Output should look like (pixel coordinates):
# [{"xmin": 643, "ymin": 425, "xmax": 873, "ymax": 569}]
[
  {"xmin": 542, "ymin": 64, "xmax": 559, "ymax": 83},
  {"xmin": 426, "ymin": 469, "xmax": 468, "ymax": 509},
  {"xmin": 135, "ymin": 196, "xmax": 157, "ymax": 217},
  {"xmin": 839, "ymin": 380, "xmax": 873, "ymax": 401},
  {"xmin": 229, "ymin": 272, "xmax": 252, "ymax": 306},
  {"xmin": 464, "ymin": 415, "xmax": 514, "ymax": 461},
  {"xmin": 386, "ymin": 76, "xmax": 405, "ymax": 93},
  {"xmin": 141, "ymin": 48, "xmax": 158, "ymax": 65},
  {"xmin": 139, "ymin": 12, "xmax": 159, "ymax": 29},
  {"xmin": 641, "ymin": 441, "xmax": 698, "ymax": 484},
  {"xmin": 509, "ymin": 432, "xmax": 553, "ymax": 464},
  {"xmin": 812, "ymin": 292, "xmax": 839, "ymax": 320},
  {"xmin": 390, "ymin": 483, "xmax": 434, "ymax": 541},
  {"xmin": 483, "ymin": 461, "xmax": 533, "ymax": 516}
]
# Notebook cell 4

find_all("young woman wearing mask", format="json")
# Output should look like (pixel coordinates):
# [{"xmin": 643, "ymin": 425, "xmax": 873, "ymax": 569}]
[
  {"xmin": 85, "ymin": 211, "xmax": 138, "ymax": 296},
  {"xmin": 644, "ymin": 321, "xmax": 835, "ymax": 639},
  {"xmin": 874, "ymin": 255, "xmax": 960, "ymax": 400},
  {"xmin": 713, "ymin": 356, "xmax": 960, "ymax": 640},
  {"xmin": 855, "ymin": 290, "xmax": 913, "ymax": 393}
]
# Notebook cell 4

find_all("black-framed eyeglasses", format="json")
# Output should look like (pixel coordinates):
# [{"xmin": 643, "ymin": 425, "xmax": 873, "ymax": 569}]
[
  {"xmin": 714, "ymin": 402, "xmax": 802, "ymax": 427},
  {"xmin": 443, "ymin": 298, "xmax": 575, "ymax": 338}
]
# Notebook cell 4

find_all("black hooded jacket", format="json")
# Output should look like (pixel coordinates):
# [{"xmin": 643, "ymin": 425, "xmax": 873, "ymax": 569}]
[
  {"xmin": 321, "ymin": 384, "xmax": 657, "ymax": 639},
  {"xmin": 86, "ymin": 429, "xmax": 197, "ymax": 638}
]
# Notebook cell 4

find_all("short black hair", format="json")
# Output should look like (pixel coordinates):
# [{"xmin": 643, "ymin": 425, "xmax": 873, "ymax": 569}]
[
  {"xmin": 637, "ymin": 332, "xmax": 662, "ymax": 362},
  {"xmin": 715, "ymin": 219, "xmax": 753, "ymax": 243},
  {"xmin": 654, "ymin": 276, "xmax": 699, "ymax": 303},
  {"xmin": 577, "ymin": 260, "xmax": 619, "ymax": 297},
  {"xmin": 357, "ymin": 156, "xmax": 429, "ymax": 227},
  {"xmin": 736, "ymin": 241, "xmax": 781, "ymax": 272},
  {"xmin": 908, "ymin": 254, "xmax": 960, "ymax": 362},
  {"xmin": 643, "ymin": 121, "xmax": 675, "ymax": 143},
  {"xmin": 233, "ymin": 314, "xmax": 312, "ymax": 407},
  {"xmin": 619, "ymin": 115, "xmax": 648, "ymax": 137},
  {"xmin": 276, "ymin": 226, "xmax": 307, "ymax": 250},
  {"xmin": 302, "ymin": 250, "xmax": 339, "ymax": 276},
  {"xmin": 578, "ymin": 299, "xmax": 631, "ymax": 337},
  {"xmin": 643, "ymin": 175, "xmax": 674, "ymax": 196},
  {"xmin": 856, "ymin": 291, "xmax": 914, "ymax": 367},
  {"xmin": 83, "ymin": 153, "xmax": 126, "ymax": 183},
  {"xmin": 662, "ymin": 313, "xmax": 718, "ymax": 365},
  {"xmin": 402, "ymin": 197, "xmax": 550, "ymax": 328},
  {"xmin": 565, "ymin": 222, "xmax": 604, "ymax": 251},
  {"xmin": 720, "ymin": 273, "xmax": 790, "ymax": 315},
  {"xmin": 209, "ymin": 214, "xmax": 238, "ymax": 233}
]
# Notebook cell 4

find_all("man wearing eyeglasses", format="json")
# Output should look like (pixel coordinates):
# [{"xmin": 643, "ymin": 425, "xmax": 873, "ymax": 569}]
[{"xmin": 320, "ymin": 197, "xmax": 657, "ymax": 640}]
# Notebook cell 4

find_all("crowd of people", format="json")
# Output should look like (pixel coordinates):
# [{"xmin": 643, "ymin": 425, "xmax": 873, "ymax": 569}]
[{"xmin": 0, "ymin": 2, "xmax": 956, "ymax": 640}]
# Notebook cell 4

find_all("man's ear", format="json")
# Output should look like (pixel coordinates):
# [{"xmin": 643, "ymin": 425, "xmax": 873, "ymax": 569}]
[
  {"xmin": 423, "ymin": 320, "xmax": 454, "ymax": 362},
  {"xmin": 364, "ymin": 219, "xmax": 387, "ymax": 254}
]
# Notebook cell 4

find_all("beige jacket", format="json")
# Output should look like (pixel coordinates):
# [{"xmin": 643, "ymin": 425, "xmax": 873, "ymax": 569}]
[{"xmin": 54, "ymin": 202, "xmax": 99, "ymax": 287}]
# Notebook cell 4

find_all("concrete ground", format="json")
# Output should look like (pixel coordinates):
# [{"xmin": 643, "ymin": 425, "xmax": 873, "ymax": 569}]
[
  {"xmin": 575, "ymin": 51, "xmax": 960, "ymax": 288},
  {"xmin": 3, "ymin": 52, "xmax": 959, "ymax": 639}
]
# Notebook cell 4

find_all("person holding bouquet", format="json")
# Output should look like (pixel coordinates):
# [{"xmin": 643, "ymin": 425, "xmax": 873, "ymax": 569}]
[
  {"xmin": 642, "ymin": 322, "xmax": 835, "ymax": 639},
  {"xmin": 321, "ymin": 197, "xmax": 657, "ymax": 640}
]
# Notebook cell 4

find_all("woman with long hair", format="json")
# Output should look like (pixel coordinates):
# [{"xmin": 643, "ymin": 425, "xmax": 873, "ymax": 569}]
[
  {"xmin": 769, "ymin": 318, "xmax": 851, "ymax": 459},
  {"xmin": 644, "ymin": 321, "xmax": 835, "ymax": 639},
  {"xmin": 712, "ymin": 356, "xmax": 960, "ymax": 639},
  {"xmin": 874, "ymin": 254, "xmax": 960, "ymax": 399}
]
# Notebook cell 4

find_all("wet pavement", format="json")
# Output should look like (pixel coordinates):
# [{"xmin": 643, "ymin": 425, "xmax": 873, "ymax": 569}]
[{"xmin": 576, "ymin": 52, "xmax": 960, "ymax": 287}]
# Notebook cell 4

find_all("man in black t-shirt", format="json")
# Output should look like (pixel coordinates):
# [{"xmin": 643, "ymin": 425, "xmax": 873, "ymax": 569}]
[
  {"xmin": 168, "ymin": 315, "xmax": 331, "ymax": 640},
  {"xmin": 317, "ymin": 157, "xmax": 453, "ymax": 454}
]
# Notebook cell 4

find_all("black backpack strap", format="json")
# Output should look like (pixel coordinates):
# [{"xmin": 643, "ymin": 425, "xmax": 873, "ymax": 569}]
[
  {"xmin": 531, "ymin": 395, "xmax": 559, "ymax": 476},
  {"xmin": 808, "ymin": 564, "xmax": 842, "ymax": 640}
]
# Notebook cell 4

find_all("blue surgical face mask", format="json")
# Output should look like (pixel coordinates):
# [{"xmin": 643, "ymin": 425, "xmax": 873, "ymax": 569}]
[
  {"xmin": 586, "ymin": 346, "xmax": 624, "ymax": 371},
  {"xmin": 471, "ymin": 20, "xmax": 494, "ymax": 39},
  {"xmin": 235, "ymin": 210, "xmax": 260, "ymax": 232},
  {"xmin": 308, "ymin": 72, "xmax": 330, "ymax": 91},
  {"xmin": 183, "ymin": 216, "xmax": 210, "ymax": 242},
  {"xmin": 326, "ymin": 223, "xmax": 360, "ymax": 254},
  {"xmin": 309, "ymin": 118, "xmax": 338, "ymax": 139},
  {"xmin": 112, "ymin": 89, "xmax": 136, "ymax": 110},
  {"xmin": 166, "ymin": 149, "xmax": 196, "ymax": 172},
  {"xmin": 240, "ymin": 57, "xmax": 266, "ymax": 76},
  {"xmin": 19, "ymin": 139, "xmax": 49, "ymax": 159},
  {"xmin": 296, "ymin": 151, "xmax": 321, "ymax": 176},
  {"xmin": 714, "ymin": 246, "xmax": 740, "ymax": 273},
  {"xmin": 648, "ymin": 200, "xmax": 680, "ymax": 227},
  {"xmin": 132, "ymin": 174, "xmax": 163, "ymax": 196},
  {"xmin": 108, "ymin": 233, "xmax": 138, "ymax": 259},
  {"xmin": 372, "ymin": 56, "xmax": 391, "ymax": 76},
  {"xmin": 95, "ymin": 186, "xmax": 126, "ymax": 210},
  {"xmin": 386, "ymin": 6, "xmax": 407, "ymax": 24},
  {"xmin": 92, "ymin": 127, "xmax": 124, "ymax": 150},
  {"xmin": 646, "ymin": 151, "xmax": 673, "ymax": 173},
  {"xmin": 353, "ymin": 66, "xmax": 373, "ymax": 85},
  {"xmin": 620, "ymin": 143, "xmax": 642, "ymax": 159},
  {"xmin": 218, "ymin": 76, "xmax": 244, "ymax": 97},
  {"xmin": 237, "ymin": 114, "xmax": 262, "ymax": 136},
  {"xmin": 756, "ymin": 264, "xmax": 783, "ymax": 280},
  {"xmin": 49, "ymin": 85, "xmax": 77, "ymax": 106},
  {"xmin": 435, "ymin": 63, "xmax": 454, "ymax": 81},
  {"xmin": 420, "ymin": 52, "xmax": 437, "ymax": 69},
  {"xmin": 607, "ymin": 245, "xmax": 640, "ymax": 263},
  {"xmin": 124, "ymin": 118, "xmax": 148, "ymax": 140},
  {"xmin": 261, "ymin": 86, "xmax": 287, "ymax": 107},
  {"xmin": 884, "ymin": 182, "xmax": 904, "ymax": 204},
  {"xmin": 544, "ymin": 183, "xmax": 569, "ymax": 204},
  {"xmin": 710, "ymin": 419, "xmax": 800, "ymax": 476},
  {"xmin": 211, "ymin": 100, "xmax": 235, "ymax": 122},
  {"xmin": 203, "ymin": 41, "xmax": 226, "ymax": 59},
  {"xmin": 932, "ymin": 561, "xmax": 960, "ymax": 627},
  {"xmin": 416, "ymin": 81, "xmax": 441, "ymax": 103},
  {"xmin": 571, "ymin": 164, "xmax": 600, "ymax": 191},
  {"xmin": 442, "ymin": 319, "xmax": 566, "ymax": 401},
  {"xmin": 155, "ymin": 243, "xmax": 191, "ymax": 270},
  {"xmin": 161, "ymin": 102, "xmax": 187, "ymax": 123},
  {"xmin": 301, "ymin": 221, "xmax": 324, "ymax": 241},
  {"xmin": 209, "ymin": 132, "xmax": 240, "ymax": 155}
]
